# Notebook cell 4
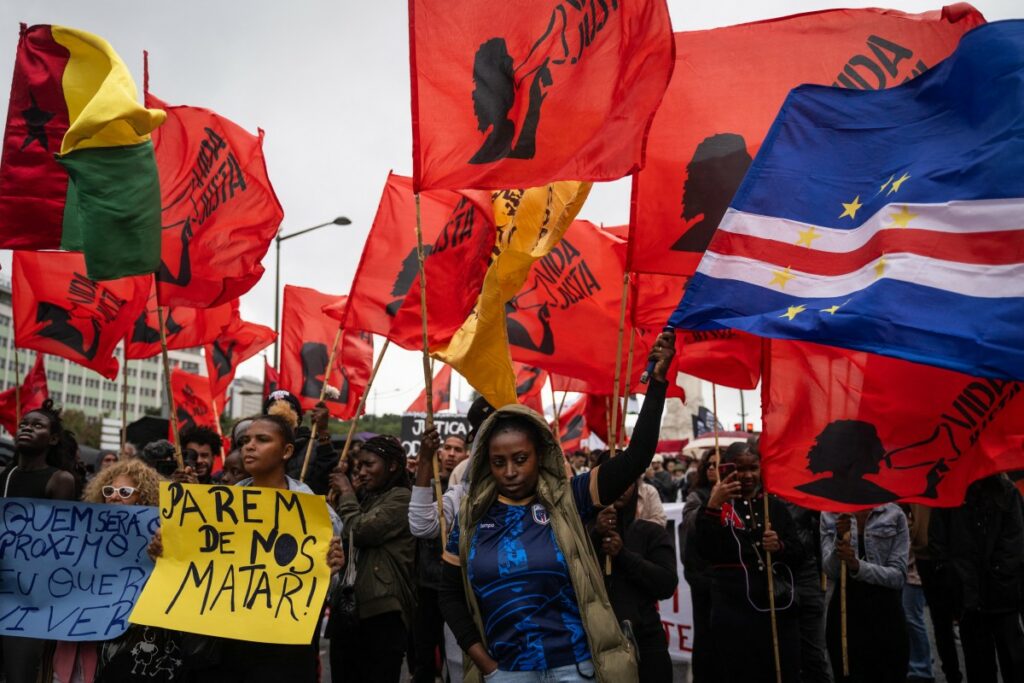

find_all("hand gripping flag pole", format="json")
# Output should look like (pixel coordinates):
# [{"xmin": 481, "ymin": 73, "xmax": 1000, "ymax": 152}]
[
  {"xmin": 299, "ymin": 326, "xmax": 342, "ymax": 483},
  {"xmin": 415, "ymin": 194, "xmax": 447, "ymax": 546},
  {"xmin": 336, "ymin": 338, "xmax": 392, "ymax": 467}
]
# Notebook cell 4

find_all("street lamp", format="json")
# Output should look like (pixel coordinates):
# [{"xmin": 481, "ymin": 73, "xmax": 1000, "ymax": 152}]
[{"xmin": 273, "ymin": 216, "xmax": 351, "ymax": 364}]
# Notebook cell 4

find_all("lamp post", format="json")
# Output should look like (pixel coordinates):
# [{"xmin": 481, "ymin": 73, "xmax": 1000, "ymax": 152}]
[{"xmin": 273, "ymin": 216, "xmax": 351, "ymax": 364}]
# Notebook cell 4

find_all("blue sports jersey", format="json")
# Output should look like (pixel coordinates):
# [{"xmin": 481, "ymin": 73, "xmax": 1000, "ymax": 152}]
[{"xmin": 446, "ymin": 472, "xmax": 597, "ymax": 671}]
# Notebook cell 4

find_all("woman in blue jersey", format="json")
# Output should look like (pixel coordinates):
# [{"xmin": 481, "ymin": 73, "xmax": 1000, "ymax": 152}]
[{"xmin": 438, "ymin": 332, "xmax": 675, "ymax": 683}]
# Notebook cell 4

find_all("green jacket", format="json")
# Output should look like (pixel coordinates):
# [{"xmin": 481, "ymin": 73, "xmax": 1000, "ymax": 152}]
[
  {"xmin": 456, "ymin": 405, "xmax": 637, "ymax": 683},
  {"xmin": 336, "ymin": 486, "xmax": 416, "ymax": 626}
]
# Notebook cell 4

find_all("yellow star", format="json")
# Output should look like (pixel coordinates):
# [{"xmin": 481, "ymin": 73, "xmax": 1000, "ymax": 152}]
[
  {"xmin": 888, "ymin": 206, "xmax": 918, "ymax": 228},
  {"xmin": 769, "ymin": 266, "xmax": 795, "ymax": 289},
  {"xmin": 879, "ymin": 175, "xmax": 895, "ymax": 193},
  {"xmin": 822, "ymin": 304, "xmax": 841, "ymax": 314},
  {"xmin": 874, "ymin": 257, "xmax": 887, "ymax": 278},
  {"xmin": 795, "ymin": 226, "xmax": 822, "ymax": 247},
  {"xmin": 839, "ymin": 195, "xmax": 862, "ymax": 220},
  {"xmin": 887, "ymin": 172, "xmax": 911, "ymax": 195},
  {"xmin": 780, "ymin": 305, "xmax": 807, "ymax": 321}
]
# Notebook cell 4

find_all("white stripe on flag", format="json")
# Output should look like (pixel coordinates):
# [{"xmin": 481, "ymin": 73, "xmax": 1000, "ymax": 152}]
[
  {"xmin": 718, "ymin": 197, "xmax": 1024, "ymax": 252},
  {"xmin": 696, "ymin": 251, "xmax": 1024, "ymax": 299}
]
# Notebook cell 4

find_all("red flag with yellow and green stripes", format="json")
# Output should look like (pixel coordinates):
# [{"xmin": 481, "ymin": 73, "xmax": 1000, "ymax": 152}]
[{"xmin": 0, "ymin": 23, "xmax": 165, "ymax": 280}]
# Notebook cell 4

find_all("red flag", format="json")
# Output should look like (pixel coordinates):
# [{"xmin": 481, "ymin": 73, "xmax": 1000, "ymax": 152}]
[
  {"xmin": 263, "ymin": 359, "xmax": 279, "ymax": 401},
  {"xmin": 407, "ymin": 364, "xmax": 452, "ymax": 413},
  {"xmin": 584, "ymin": 394, "xmax": 611, "ymax": 445},
  {"xmin": 555, "ymin": 395, "xmax": 590, "ymax": 452},
  {"xmin": 507, "ymin": 220, "xmax": 636, "ymax": 390},
  {"xmin": 628, "ymin": 4, "xmax": 985, "ymax": 276},
  {"xmin": 410, "ymin": 0, "xmax": 674, "ymax": 191},
  {"xmin": 343, "ymin": 173, "xmax": 493, "ymax": 338},
  {"xmin": 388, "ymin": 193, "xmax": 495, "ymax": 350},
  {"xmin": 514, "ymin": 363, "xmax": 547, "ymax": 414},
  {"xmin": 125, "ymin": 285, "xmax": 234, "ymax": 359},
  {"xmin": 0, "ymin": 354, "xmax": 48, "ymax": 435},
  {"xmin": 205, "ymin": 317, "xmax": 276, "ymax": 405},
  {"xmin": 12, "ymin": 252, "xmax": 150, "ymax": 379},
  {"xmin": 280, "ymin": 286, "xmax": 374, "ymax": 420},
  {"xmin": 170, "ymin": 368, "xmax": 218, "ymax": 438},
  {"xmin": 674, "ymin": 329, "xmax": 762, "ymax": 391},
  {"xmin": 762, "ymin": 339, "xmax": 1024, "ymax": 512},
  {"xmin": 146, "ymin": 92, "xmax": 284, "ymax": 308}
]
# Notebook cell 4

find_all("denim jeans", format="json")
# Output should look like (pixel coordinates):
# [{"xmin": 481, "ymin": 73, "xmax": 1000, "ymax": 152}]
[
  {"xmin": 483, "ymin": 659, "xmax": 596, "ymax": 682},
  {"xmin": 902, "ymin": 583, "xmax": 934, "ymax": 679}
]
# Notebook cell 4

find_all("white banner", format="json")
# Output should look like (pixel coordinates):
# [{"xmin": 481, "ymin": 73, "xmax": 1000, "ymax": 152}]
[{"xmin": 657, "ymin": 502, "xmax": 693, "ymax": 662}]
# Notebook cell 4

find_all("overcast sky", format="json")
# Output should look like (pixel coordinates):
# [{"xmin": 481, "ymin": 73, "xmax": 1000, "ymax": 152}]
[{"xmin": 0, "ymin": 0, "xmax": 1017, "ymax": 425}]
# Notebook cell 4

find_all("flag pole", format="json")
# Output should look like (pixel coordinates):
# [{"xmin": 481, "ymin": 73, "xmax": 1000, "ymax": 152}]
[
  {"xmin": 549, "ymin": 379, "xmax": 558, "ymax": 428},
  {"xmin": 13, "ymin": 347, "xmax": 21, "ymax": 429},
  {"xmin": 841, "ymin": 533, "xmax": 850, "ymax": 676},
  {"xmin": 414, "ymin": 193, "xmax": 447, "ymax": 545},
  {"xmin": 299, "ymin": 325, "xmax": 342, "ymax": 483},
  {"xmin": 336, "ymin": 338, "xmax": 391, "ymax": 467},
  {"xmin": 156, "ymin": 297, "xmax": 184, "ymax": 470},
  {"xmin": 608, "ymin": 274, "xmax": 629, "ymax": 580},
  {"xmin": 556, "ymin": 391, "xmax": 567, "ymax": 423},
  {"xmin": 763, "ymin": 494, "xmax": 782, "ymax": 683},
  {"xmin": 120, "ymin": 340, "xmax": 129, "ymax": 453},
  {"xmin": 621, "ymin": 327, "xmax": 636, "ymax": 446}
]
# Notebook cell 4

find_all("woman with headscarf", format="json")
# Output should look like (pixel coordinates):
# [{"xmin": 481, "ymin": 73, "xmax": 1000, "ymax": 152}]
[
  {"xmin": 438, "ymin": 331, "xmax": 675, "ymax": 683},
  {"xmin": 328, "ymin": 435, "xmax": 416, "ymax": 683},
  {"xmin": 589, "ymin": 450, "xmax": 677, "ymax": 682}
]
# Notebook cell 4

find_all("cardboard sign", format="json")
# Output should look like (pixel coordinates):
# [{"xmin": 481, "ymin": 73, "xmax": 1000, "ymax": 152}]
[
  {"xmin": 400, "ymin": 413, "xmax": 470, "ymax": 458},
  {"xmin": 130, "ymin": 483, "xmax": 331, "ymax": 644},
  {"xmin": 0, "ymin": 499, "xmax": 158, "ymax": 640}
]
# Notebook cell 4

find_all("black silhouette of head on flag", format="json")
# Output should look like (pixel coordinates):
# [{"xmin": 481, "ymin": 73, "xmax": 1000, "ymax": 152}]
[
  {"xmin": 797, "ymin": 419, "xmax": 898, "ymax": 505},
  {"xmin": 299, "ymin": 342, "xmax": 329, "ymax": 400},
  {"xmin": 672, "ymin": 133, "xmax": 752, "ymax": 254},
  {"xmin": 470, "ymin": 38, "xmax": 517, "ymax": 164},
  {"xmin": 386, "ymin": 247, "xmax": 432, "ymax": 317},
  {"xmin": 36, "ymin": 302, "xmax": 101, "ymax": 361},
  {"xmin": 506, "ymin": 287, "xmax": 554, "ymax": 356},
  {"xmin": 562, "ymin": 414, "xmax": 584, "ymax": 442}
]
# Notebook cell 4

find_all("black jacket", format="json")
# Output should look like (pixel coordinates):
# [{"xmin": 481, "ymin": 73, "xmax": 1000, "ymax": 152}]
[
  {"xmin": 929, "ymin": 475, "xmax": 1024, "ymax": 615},
  {"xmin": 285, "ymin": 426, "xmax": 337, "ymax": 495}
]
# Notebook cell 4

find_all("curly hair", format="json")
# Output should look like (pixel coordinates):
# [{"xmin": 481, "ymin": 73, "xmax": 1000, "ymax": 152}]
[
  {"xmin": 180, "ymin": 425, "xmax": 223, "ymax": 455},
  {"xmin": 359, "ymin": 435, "xmax": 409, "ymax": 490},
  {"xmin": 82, "ymin": 459, "xmax": 161, "ymax": 506}
]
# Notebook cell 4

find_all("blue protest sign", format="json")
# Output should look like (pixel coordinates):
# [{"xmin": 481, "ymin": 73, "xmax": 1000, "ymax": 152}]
[{"xmin": 0, "ymin": 498, "xmax": 158, "ymax": 640}]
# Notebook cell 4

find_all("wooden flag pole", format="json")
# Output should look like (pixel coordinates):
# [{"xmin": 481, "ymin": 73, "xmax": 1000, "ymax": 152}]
[
  {"xmin": 550, "ymin": 380, "xmax": 559, "ymax": 428},
  {"xmin": 605, "ymin": 274, "xmax": 629, "ymax": 575},
  {"xmin": 156, "ymin": 300, "xmax": 184, "ymax": 469},
  {"xmin": 712, "ymin": 383, "xmax": 720, "ymax": 456},
  {"xmin": 120, "ymin": 342, "xmax": 129, "ymax": 453},
  {"xmin": 621, "ymin": 327, "xmax": 636, "ymax": 448},
  {"xmin": 336, "ymin": 338, "xmax": 391, "ymax": 467},
  {"xmin": 841, "ymin": 533, "xmax": 850, "ymax": 676},
  {"xmin": 556, "ymin": 390, "xmax": 567, "ymax": 423},
  {"xmin": 763, "ymin": 494, "xmax": 782, "ymax": 683},
  {"xmin": 13, "ymin": 348, "xmax": 21, "ymax": 429},
  {"xmin": 299, "ymin": 326, "xmax": 342, "ymax": 483},
  {"xmin": 414, "ymin": 194, "xmax": 446, "ymax": 546}
]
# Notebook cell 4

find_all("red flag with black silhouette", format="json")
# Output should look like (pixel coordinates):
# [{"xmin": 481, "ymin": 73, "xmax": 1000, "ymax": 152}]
[
  {"xmin": 555, "ymin": 394, "xmax": 590, "ymax": 452},
  {"xmin": 263, "ymin": 359, "xmax": 279, "ymax": 401},
  {"xmin": 170, "ymin": 368, "xmax": 218, "ymax": 439},
  {"xmin": 514, "ymin": 363, "xmax": 547, "ymax": 414},
  {"xmin": 204, "ymin": 317, "xmax": 276, "ymax": 405},
  {"xmin": 146, "ymin": 92, "xmax": 284, "ymax": 308},
  {"xmin": 342, "ymin": 173, "xmax": 493, "ymax": 339},
  {"xmin": 12, "ymin": 252, "xmax": 150, "ymax": 379},
  {"xmin": 280, "ymin": 286, "xmax": 373, "ymax": 420},
  {"xmin": 628, "ymin": 4, "xmax": 985, "ymax": 277},
  {"xmin": 125, "ymin": 286, "xmax": 234, "ymax": 359},
  {"xmin": 761, "ymin": 339, "xmax": 1024, "ymax": 513},
  {"xmin": 410, "ymin": 0, "xmax": 674, "ymax": 191},
  {"xmin": 0, "ymin": 354, "xmax": 48, "ymax": 435},
  {"xmin": 407, "ymin": 364, "xmax": 452, "ymax": 413}
]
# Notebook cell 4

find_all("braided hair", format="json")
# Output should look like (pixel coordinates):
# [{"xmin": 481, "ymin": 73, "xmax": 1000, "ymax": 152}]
[{"xmin": 359, "ymin": 435, "xmax": 410, "ymax": 491}]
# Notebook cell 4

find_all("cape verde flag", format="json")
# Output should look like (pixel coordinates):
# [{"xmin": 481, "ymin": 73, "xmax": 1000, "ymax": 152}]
[{"xmin": 669, "ymin": 21, "xmax": 1024, "ymax": 381}]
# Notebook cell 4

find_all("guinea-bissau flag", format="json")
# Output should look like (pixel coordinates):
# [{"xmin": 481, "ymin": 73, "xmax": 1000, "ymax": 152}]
[
  {"xmin": 409, "ymin": 0, "xmax": 674, "ymax": 191},
  {"xmin": 343, "ymin": 173, "xmax": 493, "ymax": 340},
  {"xmin": 406, "ymin": 363, "xmax": 452, "ymax": 413},
  {"xmin": 146, "ymin": 91, "xmax": 284, "ymax": 308},
  {"xmin": 170, "ymin": 368, "xmax": 218, "ymax": 438},
  {"xmin": 434, "ymin": 181, "xmax": 591, "ymax": 409},
  {"xmin": 0, "ymin": 353, "xmax": 48, "ymax": 435},
  {"xmin": 0, "ymin": 24, "xmax": 167, "ymax": 280},
  {"xmin": 11, "ymin": 251, "xmax": 151, "ymax": 379},
  {"xmin": 125, "ymin": 287, "xmax": 234, "ymax": 360},
  {"xmin": 204, "ymin": 317, "xmax": 276, "ymax": 408},
  {"xmin": 762, "ymin": 339, "xmax": 1024, "ymax": 512},
  {"xmin": 628, "ymin": 4, "xmax": 984, "ymax": 277},
  {"xmin": 282, "ymin": 286, "xmax": 374, "ymax": 420}
]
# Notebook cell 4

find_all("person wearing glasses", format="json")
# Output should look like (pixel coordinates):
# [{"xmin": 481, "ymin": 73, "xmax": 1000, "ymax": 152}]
[{"xmin": 51, "ymin": 458, "xmax": 184, "ymax": 683}]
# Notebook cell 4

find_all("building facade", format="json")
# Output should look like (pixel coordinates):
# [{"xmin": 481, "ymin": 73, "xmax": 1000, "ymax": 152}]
[{"xmin": 0, "ymin": 279, "xmax": 205, "ymax": 427}]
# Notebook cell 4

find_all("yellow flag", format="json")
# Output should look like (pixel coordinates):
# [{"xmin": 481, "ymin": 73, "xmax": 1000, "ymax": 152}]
[
  {"xmin": 51, "ymin": 26, "xmax": 165, "ymax": 155},
  {"xmin": 434, "ymin": 181, "xmax": 592, "ymax": 408}
]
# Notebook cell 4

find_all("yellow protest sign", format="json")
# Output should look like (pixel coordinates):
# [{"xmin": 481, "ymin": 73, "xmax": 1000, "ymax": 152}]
[{"xmin": 130, "ymin": 482, "xmax": 331, "ymax": 644}]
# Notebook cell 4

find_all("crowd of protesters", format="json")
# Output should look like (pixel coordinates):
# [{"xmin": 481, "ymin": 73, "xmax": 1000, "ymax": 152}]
[{"xmin": 0, "ymin": 329, "xmax": 1022, "ymax": 683}]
